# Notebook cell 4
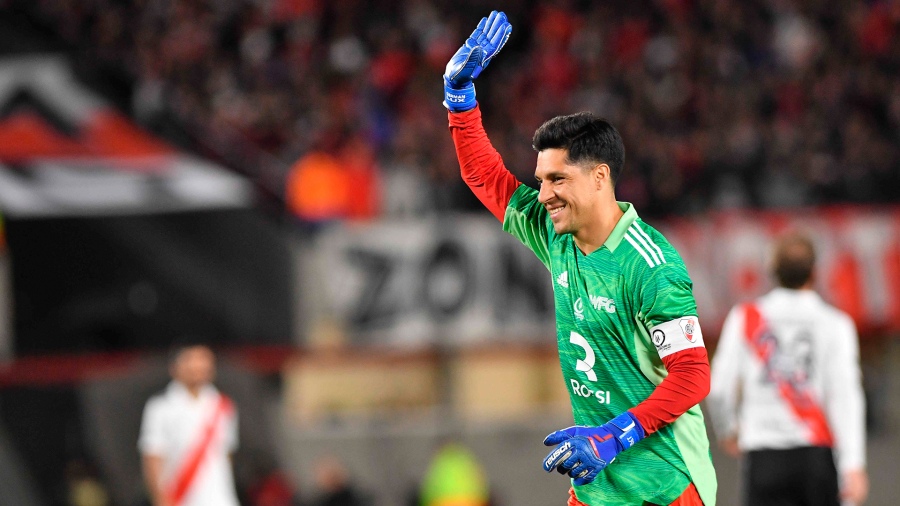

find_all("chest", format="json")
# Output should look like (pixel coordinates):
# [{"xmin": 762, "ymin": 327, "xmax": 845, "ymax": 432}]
[
  {"xmin": 159, "ymin": 398, "xmax": 219, "ymax": 450},
  {"xmin": 549, "ymin": 243, "xmax": 630, "ymax": 334}
]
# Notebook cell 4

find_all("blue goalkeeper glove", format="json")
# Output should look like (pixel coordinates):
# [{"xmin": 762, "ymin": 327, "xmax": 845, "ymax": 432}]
[
  {"xmin": 443, "ymin": 10, "xmax": 512, "ymax": 112},
  {"xmin": 542, "ymin": 412, "xmax": 645, "ymax": 486}
]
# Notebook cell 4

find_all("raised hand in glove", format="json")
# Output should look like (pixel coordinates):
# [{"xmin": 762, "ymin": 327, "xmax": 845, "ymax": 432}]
[{"xmin": 443, "ymin": 10, "xmax": 512, "ymax": 112}]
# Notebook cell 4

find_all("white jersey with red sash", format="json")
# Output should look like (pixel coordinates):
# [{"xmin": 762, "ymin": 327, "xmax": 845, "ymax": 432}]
[
  {"xmin": 139, "ymin": 382, "xmax": 239, "ymax": 506},
  {"xmin": 708, "ymin": 288, "xmax": 866, "ymax": 474}
]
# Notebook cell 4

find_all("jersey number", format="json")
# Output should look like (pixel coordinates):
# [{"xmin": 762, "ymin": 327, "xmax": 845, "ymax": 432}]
[{"xmin": 569, "ymin": 331, "xmax": 597, "ymax": 382}]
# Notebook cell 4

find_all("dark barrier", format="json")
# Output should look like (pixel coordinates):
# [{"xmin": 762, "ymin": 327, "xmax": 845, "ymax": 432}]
[{"xmin": 6, "ymin": 208, "xmax": 293, "ymax": 353}]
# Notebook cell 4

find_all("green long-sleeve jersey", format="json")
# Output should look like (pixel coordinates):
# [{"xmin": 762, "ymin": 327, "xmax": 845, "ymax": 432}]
[{"xmin": 504, "ymin": 186, "xmax": 717, "ymax": 506}]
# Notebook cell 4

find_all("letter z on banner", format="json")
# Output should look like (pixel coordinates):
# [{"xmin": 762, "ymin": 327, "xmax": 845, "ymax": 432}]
[
  {"xmin": 742, "ymin": 303, "xmax": 834, "ymax": 447},
  {"xmin": 166, "ymin": 394, "xmax": 234, "ymax": 505}
]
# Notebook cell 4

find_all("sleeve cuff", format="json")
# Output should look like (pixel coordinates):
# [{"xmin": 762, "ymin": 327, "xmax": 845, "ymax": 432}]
[{"xmin": 448, "ymin": 104, "xmax": 482, "ymax": 126}]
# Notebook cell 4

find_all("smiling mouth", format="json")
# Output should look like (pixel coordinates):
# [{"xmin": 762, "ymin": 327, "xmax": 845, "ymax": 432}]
[{"xmin": 548, "ymin": 205, "xmax": 566, "ymax": 217}]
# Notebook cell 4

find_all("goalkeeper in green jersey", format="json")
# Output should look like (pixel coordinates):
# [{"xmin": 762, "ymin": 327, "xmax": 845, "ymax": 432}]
[{"xmin": 442, "ymin": 11, "xmax": 717, "ymax": 506}]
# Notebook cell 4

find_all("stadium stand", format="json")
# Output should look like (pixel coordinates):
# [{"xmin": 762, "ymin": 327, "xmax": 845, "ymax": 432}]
[{"xmin": 9, "ymin": 0, "xmax": 900, "ymax": 219}]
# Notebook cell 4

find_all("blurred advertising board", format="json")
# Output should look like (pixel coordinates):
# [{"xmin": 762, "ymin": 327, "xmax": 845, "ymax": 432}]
[
  {"xmin": 281, "ymin": 344, "xmax": 570, "ymax": 426},
  {"xmin": 310, "ymin": 206, "xmax": 900, "ymax": 346},
  {"xmin": 309, "ymin": 216, "xmax": 555, "ymax": 346}
]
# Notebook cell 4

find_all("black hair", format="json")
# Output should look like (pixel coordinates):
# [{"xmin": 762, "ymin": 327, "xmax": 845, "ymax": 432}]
[
  {"xmin": 773, "ymin": 234, "xmax": 816, "ymax": 289},
  {"xmin": 532, "ymin": 112, "xmax": 625, "ymax": 183}
]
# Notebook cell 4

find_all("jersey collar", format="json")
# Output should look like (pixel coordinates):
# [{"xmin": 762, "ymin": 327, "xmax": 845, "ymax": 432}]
[
  {"xmin": 168, "ymin": 380, "xmax": 218, "ymax": 402},
  {"xmin": 603, "ymin": 201, "xmax": 638, "ymax": 253}
]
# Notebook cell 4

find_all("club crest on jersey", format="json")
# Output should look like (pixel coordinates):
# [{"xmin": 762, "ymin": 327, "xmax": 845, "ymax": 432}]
[
  {"xmin": 679, "ymin": 318, "xmax": 698, "ymax": 342},
  {"xmin": 556, "ymin": 271, "xmax": 569, "ymax": 288}
]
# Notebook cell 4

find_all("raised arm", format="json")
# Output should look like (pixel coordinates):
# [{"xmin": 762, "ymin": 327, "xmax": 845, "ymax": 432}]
[
  {"xmin": 444, "ymin": 11, "xmax": 519, "ymax": 221},
  {"xmin": 448, "ymin": 107, "xmax": 520, "ymax": 221}
]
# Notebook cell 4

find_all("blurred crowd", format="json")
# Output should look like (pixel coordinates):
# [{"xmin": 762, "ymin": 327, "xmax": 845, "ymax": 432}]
[{"xmin": 16, "ymin": 0, "xmax": 900, "ymax": 218}]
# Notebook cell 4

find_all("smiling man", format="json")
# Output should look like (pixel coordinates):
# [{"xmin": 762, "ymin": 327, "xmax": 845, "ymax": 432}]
[{"xmin": 443, "ymin": 11, "xmax": 717, "ymax": 506}]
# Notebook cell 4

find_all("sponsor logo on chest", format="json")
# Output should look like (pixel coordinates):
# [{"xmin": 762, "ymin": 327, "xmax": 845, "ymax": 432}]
[
  {"xmin": 557, "ymin": 270, "xmax": 616, "ymax": 319},
  {"xmin": 573, "ymin": 295, "xmax": 616, "ymax": 321},
  {"xmin": 589, "ymin": 294, "xmax": 616, "ymax": 313}
]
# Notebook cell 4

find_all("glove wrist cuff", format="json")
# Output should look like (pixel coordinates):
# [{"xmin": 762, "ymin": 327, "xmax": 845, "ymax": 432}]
[
  {"xmin": 607, "ymin": 412, "xmax": 645, "ymax": 450},
  {"xmin": 443, "ymin": 80, "xmax": 477, "ymax": 112}
]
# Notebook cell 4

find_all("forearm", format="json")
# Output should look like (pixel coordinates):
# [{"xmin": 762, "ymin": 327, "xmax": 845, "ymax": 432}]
[
  {"xmin": 142, "ymin": 454, "xmax": 169, "ymax": 506},
  {"xmin": 706, "ymin": 315, "xmax": 744, "ymax": 440},
  {"xmin": 829, "ymin": 332, "xmax": 866, "ymax": 473},
  {"xmin": 831, "ymin": 385, "xmax": 866, "ymax": 473},
  {"xmin": 448, "ymin": 105, "xmax": 520, "ymax": 221},
  {"xmin": 629, "ymin": 347, "xmax": 711, "ymax": 435}
]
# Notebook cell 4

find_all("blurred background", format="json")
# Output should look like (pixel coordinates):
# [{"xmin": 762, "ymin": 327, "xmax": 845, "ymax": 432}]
[{"xmin": 0, "ymin": 0, "xmax": 898, "ymax": 504}]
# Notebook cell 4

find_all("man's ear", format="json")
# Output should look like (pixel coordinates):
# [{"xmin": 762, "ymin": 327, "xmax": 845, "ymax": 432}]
[{"xmin": 594, "ymin": 163, "xmax": 611, "ymax": 189}]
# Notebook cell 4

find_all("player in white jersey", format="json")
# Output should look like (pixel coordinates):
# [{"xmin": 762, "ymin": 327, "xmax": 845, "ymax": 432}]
[
  {"xmin": 707, "ymin": 233, "xmax": 868, "ymax": 506},
  {"xmin": 139, "ymin": 344, "xmax": 240, "ymax": 506}
]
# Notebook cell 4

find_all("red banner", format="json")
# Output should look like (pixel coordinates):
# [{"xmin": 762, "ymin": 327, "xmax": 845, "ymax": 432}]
[{"xmin": 659, "ymin": 206, "xmax": 900, "ymax": 339}]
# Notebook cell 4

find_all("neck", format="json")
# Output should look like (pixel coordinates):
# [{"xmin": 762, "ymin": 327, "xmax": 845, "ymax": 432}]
[
  {"xmin": 179, "ymin": 382, "xmax": 204, "ymax": 399},
  {"xmin": 795, "ymin": 280, "xmax": 815, "ymax": 291},
  {"xmin": 573, "ymin": 197, "xmax": 623, "ymax": 255}
]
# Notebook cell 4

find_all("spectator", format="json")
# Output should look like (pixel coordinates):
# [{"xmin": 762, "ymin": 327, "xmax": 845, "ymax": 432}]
[
  {"xmin": 64, "ymin": 458, "xmax": 110, "ymax": 506},
  {"xmin": 413, "ymin": 442, "xmax": 491, "ymax": 506},
  {"xmin": 309, "ymin": 456, "xmax": 370, "ymax": 506},
  {"xmin": 13, "ymin": 0, "xmax": 900, "ymax": 220}
]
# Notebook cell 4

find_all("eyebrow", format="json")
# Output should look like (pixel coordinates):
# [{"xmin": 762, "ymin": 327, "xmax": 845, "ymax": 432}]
[{"xmin": 535, "ymin": 171, "xmax": 566, "ymax": 181}]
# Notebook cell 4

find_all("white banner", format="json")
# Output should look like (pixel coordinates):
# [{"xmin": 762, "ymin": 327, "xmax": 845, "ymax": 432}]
[
  {"xmin": 310, "ymin": 206, "xmax": 900, "ymax": 346},
  {"xmin": 312, "ymin": 216, "xmax": 555, "ymax": 346}
]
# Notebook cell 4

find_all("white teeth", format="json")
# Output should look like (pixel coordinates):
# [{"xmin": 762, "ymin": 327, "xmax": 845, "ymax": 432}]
[{"xmin": 549, "ymin": 205, "xmax": 565, "ymax": 216}]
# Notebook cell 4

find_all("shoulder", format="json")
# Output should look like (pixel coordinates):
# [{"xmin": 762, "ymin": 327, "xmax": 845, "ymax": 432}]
[
  {"xmin": 144, "ymin": 391, "xmax": 170, "ymax": 409},
  {"xmin": 503, "ymin": 185, "xmax": 552, "ymax": 234},
  {"xmin": 725, "ymin": 301, "xmax": 751, "ymax": 319},
  {"xmin": 616, "ymin": 221, "xmax": 689, "ymax": 284},
  {"xmin": 505, "ymin": 184, "xmax": 541, "ymax": 217},
  {"xmin": 218, "ymin": 392, "xmax": 236, "ymax": 414},
  {"xmin": 144, "ymin": 384, "xmax": 179, "ymax": 411},
  {"xmin": 141, "ymin": 390, "xmax": 172, "ymax": 423},
  {"xmin": 816, "ymin": 298, "xmax": 857, "ymax": 332},
  {"xmin": 616, "ymin": 220, "xmax": 680, "ymax": 268}
]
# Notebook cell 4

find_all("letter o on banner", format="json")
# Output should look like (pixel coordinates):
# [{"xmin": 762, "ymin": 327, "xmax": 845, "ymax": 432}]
[{"xmin": 421, "ymin": 241, "xmax": 472, "ymax": 322}]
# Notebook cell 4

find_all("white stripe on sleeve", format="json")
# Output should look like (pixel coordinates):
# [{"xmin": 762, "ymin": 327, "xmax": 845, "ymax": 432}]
[
  {"xmin": 624, "ymin": 233, "xmax": 655, "ymax": 267},
  {"xmin": 633, "ymin": 222, "xmax": 666, "ymax": 264},
  {"xmin": 628, "ymin": 226, "xmax": 661, "ymax": 265}
]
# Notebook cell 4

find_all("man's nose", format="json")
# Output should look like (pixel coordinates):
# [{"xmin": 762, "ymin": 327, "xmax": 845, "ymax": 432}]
[{"xmin": 537, "ymin": 181, "xmax": 552, "ymax": 204}]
